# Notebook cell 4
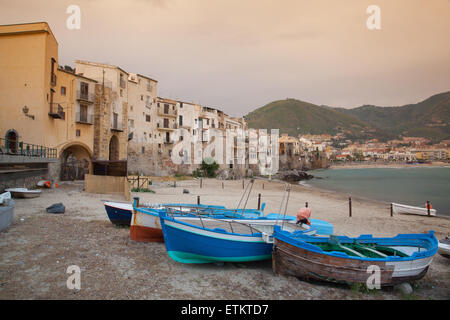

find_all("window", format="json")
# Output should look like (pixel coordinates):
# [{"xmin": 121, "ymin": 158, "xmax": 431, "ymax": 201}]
[
  {"xmin": 178, "ymin": 115, "xmax": 183, "ymax": 126},
  {"xmin": 76, "ymin": 129, "xmax": 81, "ymax": 137},
  {"xmin": 79, "ymin": 104, "xmax": 88, "ymax": 122},
  {"xmin": 146, "ymin": 115, "xmax": 151, "ymax": 122},
  {"xmin": 142, "ymin": 147, "xmax": 145, "ymax": 154},
  {"xmin": 80, "ymin": 82, "xmax": 89, "ymax": 99},
  {"xmin": 141, "ymin": 95, "xmax": 144, "ymax": 101},
  {"xmin": 129, "ymin": 119, "xmax": 134, "ymax": 128},
  {"xmin": 61, "ymin": 86, "xmax": 66, "ymax": 96},
  {"xmin": 120, "ymin": 89, "xmax": 123, "ymax": 97}
]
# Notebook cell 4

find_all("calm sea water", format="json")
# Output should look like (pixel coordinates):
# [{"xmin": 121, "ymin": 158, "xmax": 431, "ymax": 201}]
[{"xmin": 306, "ymin": 167, "xmax": 450, "ymax": 217}]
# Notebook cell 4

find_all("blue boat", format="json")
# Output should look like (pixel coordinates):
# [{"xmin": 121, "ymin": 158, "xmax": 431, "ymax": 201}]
[
  {"xmin": 104, "ymin": 202, "xmax": 133, "ymax": 226},
  {"xmin": 272, "ymin": 225, "xmax": 438, "ymax": 286},
  {"xmin": 158, "ymin": 209, "xmax": 315, "ymax": 264}
]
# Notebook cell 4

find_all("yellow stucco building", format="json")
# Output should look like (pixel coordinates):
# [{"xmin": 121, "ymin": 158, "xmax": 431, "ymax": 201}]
[{"xmin": 0, "ymin": 22, "xmax": 98, "ymax": 180}]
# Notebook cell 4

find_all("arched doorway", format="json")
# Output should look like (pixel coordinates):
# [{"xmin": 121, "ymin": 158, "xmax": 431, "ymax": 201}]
[
  {"xmin": 5, "ymin": 130, "xmax": 18, "ymax": 154},
  {"xmin": 60, "ymin": 144, "xmax": 92, "ymax": 181},
  {"xmin": 109, "ymin": 135, "xmax": 119, "ymax": 161}
]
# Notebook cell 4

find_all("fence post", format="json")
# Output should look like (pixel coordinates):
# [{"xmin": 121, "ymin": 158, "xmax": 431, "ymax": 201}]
[
  {"xmin": 263, "ymin": 183, "xmax": 264, "ymax": 190},
  {"xmin": 242, "ymin": 179, "xmax": 245, "ymax": 189},
  {"xmin": 427, "ymin": 201, "xmax": 430, "ymax": 216},
  {"xmin": 257, "ymin": 193, "xmax": 261, "ymax": 210},
  {"xmin": 222, "ymin": 182, "xmax": 224, "ymax": 189},
  {"xmin": 390, "ymin": 203, "xmax": 393, "ymax": 217},
  {"xmin": 200, "ymin": 179, "xmax": 203, "ymax": 188},
  {"xmin": 349, "ymin": 197, "xmax": 352, "ymax": 217},
  {"xmin": 197, "ymin": 196, "xmax": 200, "ymax": 205}
]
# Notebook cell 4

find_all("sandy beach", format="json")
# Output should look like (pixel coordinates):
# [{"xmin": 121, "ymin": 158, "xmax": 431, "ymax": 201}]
[{"xmin": 0, "ymin": 178, "xmax": 449, "ymax": 300}]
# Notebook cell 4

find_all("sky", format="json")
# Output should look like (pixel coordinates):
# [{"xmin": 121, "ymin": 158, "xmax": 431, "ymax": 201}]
[{"xmin": 1, "ymin": 0, "xmax": 449, "ymax": 117}]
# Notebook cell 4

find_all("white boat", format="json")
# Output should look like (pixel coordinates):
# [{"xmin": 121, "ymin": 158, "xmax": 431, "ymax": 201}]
[
  {"xmin": 0, "ymin": 192, "xmax": 14, "ymax": 232},
  {"xmin": 392, "ymin": 203, "xmax": 436, "ymax": 216},
  {"xmin": 438, "ymin": 237, "xmax": 450, "ymax": 258},
  {"xmin": 5, "ymin": 188, "xmax": 42, "ymax": 199}
]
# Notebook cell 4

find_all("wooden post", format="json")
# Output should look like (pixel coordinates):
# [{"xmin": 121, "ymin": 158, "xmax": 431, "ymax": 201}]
[
  {"xmin": 222, "ymin": 182, "xmax": 224, "ymax": 189},
  {"xmin": 427, "ymin": 201, "xmax": 430, "ymax": 216},
  {"xmin": 305, "ymin": 202, "xmax": 308, "ymax": 208},
  {"xmin": 200, "ymin": 179, "xmax": 203, "ymax": 188},
  {"xmin": 134, "ymin": 197, "xmax": 140, "ymax": 208},
  {"xmin": 263, "ymin": 183, "xmax": 265, "ymax": 190},
  {"xmin": 257, "ymin": 193, "xmax": 261, "ymax": 210},
  {"xmin": 174, "ymin": 180, "xmax": 176, "ymax": 188},
  {"xmin": 349, "ymin": 197, "xmax": 352, "ymax": 217},
  {"xmin": 242, "ymin": 179, "xmax": 245, "ymax": 189},
  {"xmin": 390, "ymin": 203, "xmax": 393, "ymax": 217},
  {"xmin": 197, "ymin": 196, "xmax": 200, "ymax": 205}
]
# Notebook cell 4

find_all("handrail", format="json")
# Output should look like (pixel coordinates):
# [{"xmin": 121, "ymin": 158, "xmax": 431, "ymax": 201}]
[{"xmin": 0, "ymin": 137, "xmax": 58, "ymax": 158}]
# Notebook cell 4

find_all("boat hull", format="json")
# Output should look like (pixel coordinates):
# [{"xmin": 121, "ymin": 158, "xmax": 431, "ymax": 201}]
[
  {"xmin": 273, "ymin": 239, "xmax": 433, "ymax": 286},
  {"xmin": 392, "ymin": 203, "xmax": 436, "ymax": 216},
  {"xmin": 104, "ymin": 202, "xmax": 133, "ymax": 226},
  {"xmin": 161, "ymin": 217, "xmax": 273, "ymax": 264},
  {"xmin": 130, "ymin": 208, "xmax": 163, "ymax": 242},
  {"xmin": 6, "ymin": 190, "xmax": 41, "ymax": 199},
  {"xmin": 438, "ymin": 240, "xmax": 450, "ymax": 259}
]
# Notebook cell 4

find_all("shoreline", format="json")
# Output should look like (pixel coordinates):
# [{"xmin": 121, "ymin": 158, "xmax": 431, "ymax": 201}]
[{"xmin": 328, "ymin": 161, "xmax": 449, "ymax": 170}]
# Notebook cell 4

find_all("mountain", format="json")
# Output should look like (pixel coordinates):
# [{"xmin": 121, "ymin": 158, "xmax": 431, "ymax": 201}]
[
  {"xmin": 244, "ymin": 92, "xmax": 450, "ymax": 142},
  {"xmin": 336, "ymin": 91, "xmax": 450, "ymax": 142}
]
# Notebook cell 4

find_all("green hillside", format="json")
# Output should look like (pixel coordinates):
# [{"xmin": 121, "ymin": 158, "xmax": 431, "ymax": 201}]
[
  {"xmin": 245, "ymin": 92, "xmax": 450, "ymax": 142},
  {"xmin": 337, "ymin": 91, "xmax": 450, "ymax": 142},
  {"xmin": 245, "ymin": 99, "xmax": 377, "ymax": 140}
]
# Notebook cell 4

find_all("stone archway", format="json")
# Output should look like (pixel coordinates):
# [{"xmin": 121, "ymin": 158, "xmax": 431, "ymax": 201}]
[
  {"xmin": 60, "ymin": 144, "xmax": 92, "ymax": 181},
  {"xmin": 109, "ymin": 135, "xmax": 119, "ymax": 161}
]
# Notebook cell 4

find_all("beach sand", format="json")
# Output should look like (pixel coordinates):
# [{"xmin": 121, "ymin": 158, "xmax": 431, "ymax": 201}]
[{"xmin": 0, "ymin": 178, "xmax": 449, "ymax": 300}]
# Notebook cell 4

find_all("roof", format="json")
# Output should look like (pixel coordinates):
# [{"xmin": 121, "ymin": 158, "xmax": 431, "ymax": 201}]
[
  {"xmin": 0, "ymin": 21, "xmax": 58, "ymax": 45},
  {"xmin": 75, "ymin": 60, "xmax": 129, "ymax": 75},
  {"xmin": 57, "ymin": 66, "xmax": 98, "ymax": 82}
]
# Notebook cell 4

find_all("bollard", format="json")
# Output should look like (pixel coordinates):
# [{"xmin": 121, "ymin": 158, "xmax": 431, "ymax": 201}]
[
  {"xmin": 427, "ymin": 200, "xmax": 430, "ymax": 216},
  {"xmin": 197, "ymin": 196, "xmax": 200, "ymax": 205},
  {"xmin": 349, "ymin": 197, "xmax": 352, "ymax": 217},
  {"xmin": 257, "ymin": 193, "xmax": 261, "ymax": 210},
  {"xmin": 305, "ymin": 202, "xmax": 308, "ymax": 208},
  {"xmin": 390, "ymin": 203, "xmax": 393, "ymax": 217}
]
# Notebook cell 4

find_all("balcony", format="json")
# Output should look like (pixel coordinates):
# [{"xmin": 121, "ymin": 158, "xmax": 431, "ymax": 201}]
[
  {"xmin": 111, "ymin": 122, "xmax": 123, "ymax": 132},
  {"xmin": 50, "ymin": 73, "xmax": 57, "ymax": 86},
  {"xmin": 157, "ymin": 106, "xmax": 177, "ymax": 117},
  {"xmin": 157, "ymin": 122, "xmax": 178, "ymax": 131},
  {"xmin": 76, "ymin": 91, "xmax": 95, "ymax": 103},
  {"xmin": 164, "ymin": 139, "xmax": 175, "ymax": 144},
  {"xmin": 76, "ymin": 112, "xmax": 94, "ymax": 125},
  {"xmin": 48, "ymin": 103, "xmax": 64, "ymax": 119}
]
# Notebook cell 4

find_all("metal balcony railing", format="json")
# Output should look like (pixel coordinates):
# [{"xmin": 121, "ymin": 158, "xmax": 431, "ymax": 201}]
[
  {"xmin": 0, "ymin": 137, "xmax": 57, "ymax": 158},
  {"xmin": 48, "ymin": 103, "xmax": 64, "ymax": 119},
  {"xmin": 76, "ymin": 112, "xmax": 94, "ymax": 124},
  {"xmin": 157, "ymin": 106, "xmax": 177, "ymax": 117},
  {"xmin": 76, "ymin": 91, "xmax": 95, "ymax": 103}
]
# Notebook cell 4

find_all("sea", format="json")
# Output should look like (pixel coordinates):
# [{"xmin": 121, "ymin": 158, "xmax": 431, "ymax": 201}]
[{"xmin": 304, "ymin": 166, "xmax": 450, "ymax": 217}]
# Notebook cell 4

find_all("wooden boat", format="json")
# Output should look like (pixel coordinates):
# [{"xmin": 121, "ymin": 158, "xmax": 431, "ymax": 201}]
[
  {"xmin": 392, "ymin": 203, "xmax": 436, "ymax": 216},
  {"xmin": 104, "ymin": 202, "xmax": 133, "ymax": 226},
  {"xmin": 159, "ymin": 210, "xmax": 314, "ymax": 264},
  {"xmin": 438, "ymin": 237, "xmax": 450, "ymax": 259},
  {"xmin": 272, "ymin": 226, "xmax": 438, "ymax": 286},
  {"xmin": 265, "ymin": 213, "xmax": 333, "ymax": 235},
  {"xmin": 5, "ymin": 188, "xmax": 41, "ymax": 199},
  {"xmin": 0, "ymin": 192, "xmax": 14, "ymax": 232}
]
